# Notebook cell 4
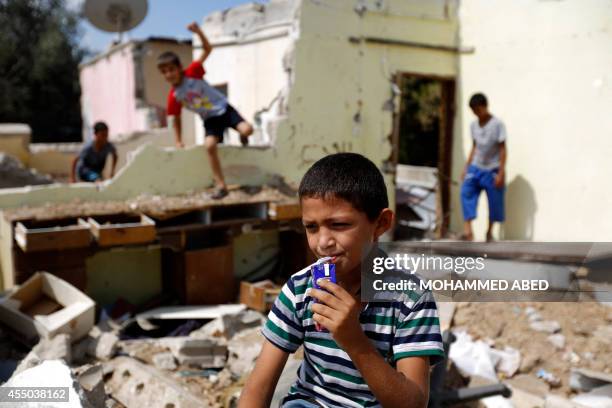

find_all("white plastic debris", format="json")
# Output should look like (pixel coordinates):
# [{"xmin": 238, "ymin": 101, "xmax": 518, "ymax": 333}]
[
  {"xmin": 490, "ymin": 346, "xmax": 521, "ymax": 378},
  {"xmin": 448, "ymin": 331, "xmax": 499, "ymax": 382}
]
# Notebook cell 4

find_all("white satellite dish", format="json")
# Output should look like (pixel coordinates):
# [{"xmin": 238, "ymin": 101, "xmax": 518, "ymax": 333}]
[{"xmin": 83, "ymin": 0, "xmax": 148, "ymax": 41}]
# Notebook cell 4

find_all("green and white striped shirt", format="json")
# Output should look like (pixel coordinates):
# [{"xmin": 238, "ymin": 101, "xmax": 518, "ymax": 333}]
[{"xmin": 262, "ymin": 266, "xmax": 444, "ymax": 407}]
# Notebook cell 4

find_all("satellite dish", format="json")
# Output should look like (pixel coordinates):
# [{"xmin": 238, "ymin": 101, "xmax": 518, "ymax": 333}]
[{"xmin": 83, "ymin": 0, "xmax": 148, "ymax": 40}]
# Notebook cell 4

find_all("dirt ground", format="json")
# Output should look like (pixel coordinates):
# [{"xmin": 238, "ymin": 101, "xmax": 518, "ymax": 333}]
[{"xmin": 453, "ymin": 301, "xmax": 612, "ymax": 396}]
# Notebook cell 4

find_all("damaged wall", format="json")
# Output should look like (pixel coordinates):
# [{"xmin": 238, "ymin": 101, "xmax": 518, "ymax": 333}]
[
  {"xmin": 0, "ymin": 124, "xmax": 31, "ymax": 165},
  {"xmin": 0, "ymin": 0, "xmax": 459, "ymax": 208},
  {"xmin": 454, "ymin": 0, "xmax": 612, "ymax": 241},
  {"xmin": 79, "ymin": 39, "xmax": 196, "ymax": 144}
]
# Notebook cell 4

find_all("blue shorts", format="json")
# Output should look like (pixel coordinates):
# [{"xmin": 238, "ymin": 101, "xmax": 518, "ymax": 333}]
[
  {"xmin": 461, "ymin": 165, "xmax": 505, "ymax": 222},
  {"xmin": 78, "ymin": 167, "xmax": 102, "ymax": 182}
]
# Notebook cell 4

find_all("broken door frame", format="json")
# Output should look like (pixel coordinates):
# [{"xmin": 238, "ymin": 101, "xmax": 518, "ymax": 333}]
[{"xmin": 391, "ymin": 72, "xmax": 456, "ymax": 237}]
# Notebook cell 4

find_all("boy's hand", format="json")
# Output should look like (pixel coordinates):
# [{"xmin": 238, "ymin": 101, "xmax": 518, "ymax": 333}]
[
  {"xmin": 309, "ymin": 280, "xmax": 366, "ymax": 350},
  {"xmin": 176, "ymin": 141, "xmax": 185, "ymax": 148},
  {"xmin": 187, "ymin": 22, "xmax": 202, "ymax": 34},
  {"xmin": 494, "ymin": 170, "xmax": 504, "ymax": 188}
]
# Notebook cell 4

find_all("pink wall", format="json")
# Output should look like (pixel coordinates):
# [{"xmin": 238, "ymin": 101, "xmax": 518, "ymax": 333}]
[{"xmin": 80, "ymin": 44, "xmax": 148, "ymax": 142}]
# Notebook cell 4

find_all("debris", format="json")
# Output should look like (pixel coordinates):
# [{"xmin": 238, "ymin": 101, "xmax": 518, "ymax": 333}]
[
  {"xmin": 572, "ymin": 384, "xmax": 612, "ymax": 407},
  {"xmin": 0, "ymin": 152, "xmax": 53, "ymax": 188},
  {"xmin": 529, "ymin": 320, "xmax": 561, "ymax": 333},
  {"xmin": 227, "ymin": 327, "xmax": 265, "ymax": 377},
  {"xmin": 190, "ymin": 310, "xmax": 265, "ymax": 341},
  {"xmin": 0, "ymin": 272, "xmax": 95, "ymax": 343},
  {"xmin": 75, "ymin": 364, "xmax": 106, "ymax": 408},
  {"xmin": 537, "ymin": 368, "xmax": 561, "ymax": 387},
  {"xmin": 166, "ymin": 337, "xmax": 227, "ymax": 368},
  {"xmin": 490, "ymin": 346, "xmax": 521, "ymax": 378},
  {"xmin": 544, "ymin": 394, "xmax": 588, "ymax": 408},
  {"xmin": 87, "ymin": 332, "xmax": 119, "ymax": 360},
  {"xmin": 570, "ymin": 368, "xmax": 612, "ymax": 392},
  {"xmin": 152, "ymin": 352, "xmax": 177, "ymax": 371},
  {"xmin": 448, "ymin": 331, "xmax": 498, "ymax": 382},
  {"xmin": 3, "ymin": 360, "xmax": 92, "ymax": 408},
  {"xmin": 136, "ymin": 304, "xmax": 245, "ymax": 325},
  {"xmin": 105, "ymin": 356, "xmax": 208, "ymax": 408},
  {"xmin": 506, "ymin": 373, "xmax": 550, "ymax": 397},
  {"xmin": 14, "ymin": 333, "xmax": 72, "ymax": 376},
  {"xmin": 547, "ymin": 333, "xmax": 566, "ymax": 350},
  {"xmin": 239, "ymin": 280, "xmax": 281, "ymax": 312}
]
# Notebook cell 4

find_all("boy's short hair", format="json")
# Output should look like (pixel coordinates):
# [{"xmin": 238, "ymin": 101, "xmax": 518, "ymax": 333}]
[
  {"xmin": 157, "ymin": 51, "xmax": 181, "ymax": 68},
  {"xmin": 93, "ymin": 121, "xmax": 108, "ymax": 134},
  {"xmin": 469, "ymin": 93, "xmax": 488, "ymax": 108},
  {"xmin": 298, "ymin": 153, "xmax": 388, "ymax": 221}
]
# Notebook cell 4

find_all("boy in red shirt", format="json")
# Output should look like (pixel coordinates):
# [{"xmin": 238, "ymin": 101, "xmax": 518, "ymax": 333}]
[{"xmin": 158, "ymin": 22, "xmax": 253, "ymax": 199}]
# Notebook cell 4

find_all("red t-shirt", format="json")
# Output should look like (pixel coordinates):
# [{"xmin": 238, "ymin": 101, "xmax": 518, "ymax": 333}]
[{"xmin": 166, "ymin": 61, "xmax": 206, "ymax": 116}]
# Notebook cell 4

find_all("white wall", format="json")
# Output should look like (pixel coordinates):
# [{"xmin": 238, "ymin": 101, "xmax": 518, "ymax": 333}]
[
  {"xmin": 195, "ymin": 27, "xmax": 294, "ymax": 145},
  {"xmin": 455, "ymin": 0, "xmax": 612, "ymax": 241}
]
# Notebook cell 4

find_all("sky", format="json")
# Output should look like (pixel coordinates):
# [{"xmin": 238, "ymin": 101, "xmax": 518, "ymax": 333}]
[{"xmin": 69, "ymin": 0, "xmax": 261, "ymax": 52}]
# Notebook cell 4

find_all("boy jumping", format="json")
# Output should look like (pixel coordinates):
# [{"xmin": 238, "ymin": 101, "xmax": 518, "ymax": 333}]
[
  {"xmin": 239, "ymin": 153, "xmax": 444, "ymax": 408},
  {"xmin": 158, "ymin": 22, "xmax": 253, "ymax": 199},
  {"xmin": 460, "ymin": 93, "xmax": 508, "ymax": 241}
]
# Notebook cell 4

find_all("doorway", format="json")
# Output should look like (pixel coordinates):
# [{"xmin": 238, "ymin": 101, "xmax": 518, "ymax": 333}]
[{"xmin": 392, "ymin": 74, "xmax": 455, "ymax": 239}]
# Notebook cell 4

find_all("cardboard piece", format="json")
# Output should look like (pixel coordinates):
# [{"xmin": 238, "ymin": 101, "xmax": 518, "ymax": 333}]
[
  {"xmin": 0, "ymin": 272, "xmax": 95, "ymax": 343},
  {"xmin": 239, "ymin": 280, "xmax": 282, "ymax": 312}
]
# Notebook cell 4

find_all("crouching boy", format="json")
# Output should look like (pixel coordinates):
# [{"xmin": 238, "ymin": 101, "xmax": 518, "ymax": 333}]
[{"xmin": 239, "ymin": 153, "xmax": 444, "ymax": 408}]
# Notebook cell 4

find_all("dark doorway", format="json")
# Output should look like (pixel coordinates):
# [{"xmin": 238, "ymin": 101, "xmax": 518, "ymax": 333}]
[{"xmin": 392, "ymin": 74, "xmax": 455, "ymax": 239}]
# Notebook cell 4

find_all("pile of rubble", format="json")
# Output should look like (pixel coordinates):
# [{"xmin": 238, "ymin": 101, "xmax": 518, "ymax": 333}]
[
  {"xmin": 0, "ymin": 306, "xmax": 271, "ymax": 408},
  {"xmin": 448, "ymin": 301, "xmax": 612, "ymax": 407},
  {"xmin": 0, "ymin": 153, "xmax": 53, "ymax": 188}
]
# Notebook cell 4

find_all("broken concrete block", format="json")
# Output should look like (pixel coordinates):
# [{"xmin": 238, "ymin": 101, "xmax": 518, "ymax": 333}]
[
  {"xmin": 529, "ymin": 320, "xmax": 561, "ymax": 333},
  {"xmin": 171, "ymin": 338, "xmax": 227, "ymax": 368},
  {"xmin": 75, "ymin": 364, "xmax": 106, "ymax": 408},
  {"xmin": 189, "ymin": 309, "xmax": 265, "ymax": 341},
  {"xmin": 547, "ymin": 333, "xmax": 566, "ymax": 350},
  {"xmin": 3, "ymin": 360, "xmax": 91, "ymax": 408},
  {"xmin": 105, "ymin": 356, "xmax": 208, "ymax": 408},
  {"xmin": 87, "ymin": 332, "xmax": 119, "ymax": 360},
  {"xmin": 570, "ymin": 368, "xmax": 612, "ymax": 392},
  {"xmin": 14, "ymin": 334, "xmax": 72, "ymax": 375},
  {"xmin": 152, "ymin": 352, "xmax": 177, "ymax": 371},
  {"xmin": 227, "ymin": 327, "xmax": 265, "ymax": 377}
]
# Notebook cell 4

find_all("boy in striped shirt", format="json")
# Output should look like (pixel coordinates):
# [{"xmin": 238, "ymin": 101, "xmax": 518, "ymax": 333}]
[{"xmin": 239, "ymin": 153, "xmax": 444, "ymax": 408}]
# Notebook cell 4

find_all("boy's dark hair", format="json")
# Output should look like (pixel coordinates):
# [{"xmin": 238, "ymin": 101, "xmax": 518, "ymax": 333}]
[
  {"xmin": 469, "ymin": 93, "xmax": 488, "ymax": 108},
  {"xmin": 299, "ymin": 153, "xmax": 388, "ymax": 221},
  {"xmin": 93, "ymin": 121, "xmax": 108, "ymax": 134},
  {"xmin": 157, "ymin": 51, "xmax": 181, "ymax": 67}
]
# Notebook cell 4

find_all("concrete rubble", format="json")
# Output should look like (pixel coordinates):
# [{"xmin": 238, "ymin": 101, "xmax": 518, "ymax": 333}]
[
  {"xmin": 450, "ymin": 301, "xmax": 612, "ymax": 407},
  {"xmin": 0, "ymin": 153, "xmax": 53, "ymax": 189}
]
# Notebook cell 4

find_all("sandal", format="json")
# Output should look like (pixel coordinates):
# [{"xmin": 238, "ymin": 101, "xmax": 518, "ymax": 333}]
[{"xmin": 210, "ymin": 187, "xmax": 228, "ymax": 200}]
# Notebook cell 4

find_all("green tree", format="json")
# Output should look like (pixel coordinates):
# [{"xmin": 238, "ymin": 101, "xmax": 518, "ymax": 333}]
[{"xmin": 0, "ymin": 0, "xmax": 87, "ymax": 142}]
